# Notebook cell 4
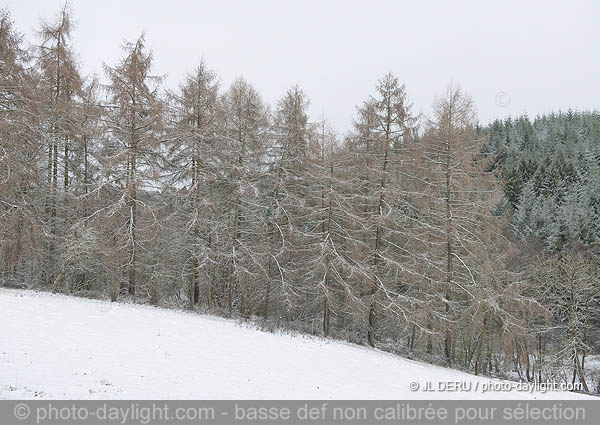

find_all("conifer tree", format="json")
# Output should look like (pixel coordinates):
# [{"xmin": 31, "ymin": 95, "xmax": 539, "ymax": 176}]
[
  {"xmin": 221, "ymin": 77, "xmax": 270, "ymax": 315},
  {"xmin": 418, "ymin": 84, "xmax": 500, "ymax": 365},
  {"xmin": 102, "ymin": 34, "xmax": 164, "ymax": 298},
  {"xmin": 0, "ymin": 9, "xmax": 40, "ymax": 280},
  {"xmin": 36, "ymin": 3, "xmax": 83, "ymax": 282},
  {"xmin": 168, "ymin": 60, "xmax": 220, "ymax": 308},
  {"xmin": 351, "ymin": 73, "xmax": 417, "ymax": 347}
]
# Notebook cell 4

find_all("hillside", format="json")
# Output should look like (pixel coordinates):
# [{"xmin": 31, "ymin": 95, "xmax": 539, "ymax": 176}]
[{"xmin": 0, "ymin": 289, "xmax": 592, "ymax": 400}]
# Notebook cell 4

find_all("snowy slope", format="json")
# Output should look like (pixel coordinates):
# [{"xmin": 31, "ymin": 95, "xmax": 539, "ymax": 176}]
[{"xmin": 0, "ymin": 289, "xmax": 593, "ymax": 400}]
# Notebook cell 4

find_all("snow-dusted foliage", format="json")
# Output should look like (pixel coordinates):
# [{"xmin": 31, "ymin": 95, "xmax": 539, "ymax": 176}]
[{"xmin": 484, "ymin": 112, "xmax": 600, "ymax": 250}]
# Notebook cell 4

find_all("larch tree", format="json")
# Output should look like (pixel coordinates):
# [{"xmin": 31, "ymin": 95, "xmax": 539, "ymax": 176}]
[
  {"xmin": 221, "ymin": 77, "xmax": 270, "ymax": 316},
  {"xmin": 102, "ymin": 34, "xmax": 164, "ymax": 298},
  {"xmin": 0, "ymin": 9, "xmax": 41, "ymax": 281},
  {"xmin": 417, "ymin": 84, "xmax": 502, "ymax": 366},
  {"xmin": 265, "ymin": 85, "xmax": 311, "ymax": 320},
  {"xmin": 304, "ymin": 117, "xmax": 365, "ymax": 337},
  {"xmin": 351, "ymin": 73, "xmax": 418, "ymax": 347},
  {"xmin": 168, "ymin": 60, "xmax": 220, "ymax": 308},
  {"xmin": 35, "ymin": 3, "xmax": 83, "ymax": 282}
]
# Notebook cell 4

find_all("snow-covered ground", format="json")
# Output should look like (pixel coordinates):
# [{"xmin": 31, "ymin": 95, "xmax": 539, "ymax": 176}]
[{"xmin": 0, "ymin": 288, "xmax": 593, "ymax": 399}]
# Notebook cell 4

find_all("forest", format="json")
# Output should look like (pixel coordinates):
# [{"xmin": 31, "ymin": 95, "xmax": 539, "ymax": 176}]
[{"xmin": 1, "ymin": 5, "xmax": 599, "ymax": 393}]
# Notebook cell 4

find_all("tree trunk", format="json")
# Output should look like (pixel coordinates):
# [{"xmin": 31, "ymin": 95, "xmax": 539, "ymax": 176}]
[
  {"xmin": 64, "ymin": 137, "xmax": 69, "ymax": 190},
  {"xmin": 444, "ymin": 131, "xmax": 454, "ymax": 367},
  {"xmin": 127, "ymin": 144, "xmax": 137, "ymax": 298},
  {"xmin": 369, "ymin": 129, "xmax": 390, "ymax": 348},
  {"xmin": 575, "ymin": 350, "xmax": 590, "ymax": 393}
]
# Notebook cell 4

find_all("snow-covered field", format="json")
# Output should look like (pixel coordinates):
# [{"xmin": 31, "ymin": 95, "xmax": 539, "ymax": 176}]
[{"xmin": 0, "ymin": 288, "xmax": 593, "ymax": 400}]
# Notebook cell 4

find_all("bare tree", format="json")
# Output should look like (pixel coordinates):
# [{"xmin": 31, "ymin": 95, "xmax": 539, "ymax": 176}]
[
  {"xmin": 0, "ymin": 9, "xmax": 41, "ymax": 281},
  {"xmin": 167, "ymin": 60, "xmax": 220, "ymax": 308},
  {"xmin": 351, "ymin": 73, "xmax": 418, "ymax": 347},
  {"xmin": 416, "ymin": 84, "xmax": 501, "ymax": 366},
  {"xmin": 263, "ymin": 85, "xmax": 311, "ymax": 319},
  {"xmin": 534, "ymin": 249, "xmax": 599, "ymax": 392},
  {"xmin": 304, "ymin": 117, "xmax": 366, "ymax": 337},
  {"xmin": 102, "ymin": 34, "xmax": 164, "ymax": 298},
  {"xmin": 221, "ymin": 77, "xmax": 270, "ymax": 316},
  {"xmin": 36, "ymin": 2, "xmax": 83, "ymax": 283}
]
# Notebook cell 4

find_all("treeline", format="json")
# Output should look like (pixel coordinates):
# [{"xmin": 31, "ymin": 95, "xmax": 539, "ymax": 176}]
[
  {"xmin": 1, "ymin": 6, "xmax": 598, "ymax": 391},
  {"xmin": 484, "ymin": 112, "xmax": 600, "ymax": 250},
  {"xmin": 481, "ymin": 113, "xmax": 600, "ymax": 390}
]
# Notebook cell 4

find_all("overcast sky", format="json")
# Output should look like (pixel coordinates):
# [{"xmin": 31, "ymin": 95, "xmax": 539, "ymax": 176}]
[{"xmin": 5, "ymin": 0, "xmax": 600, "ymax": 133}]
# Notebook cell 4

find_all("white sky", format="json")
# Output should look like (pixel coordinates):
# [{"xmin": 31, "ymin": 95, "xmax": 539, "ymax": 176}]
[{"xmin": 5, "ymin": 0, "xmax": 600, "ymax": 134}]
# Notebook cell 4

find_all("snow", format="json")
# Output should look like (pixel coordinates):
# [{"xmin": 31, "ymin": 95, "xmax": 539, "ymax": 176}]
[{"xmin": 0, "ymin": 289, "xmax": 593, "ymax": 400}]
